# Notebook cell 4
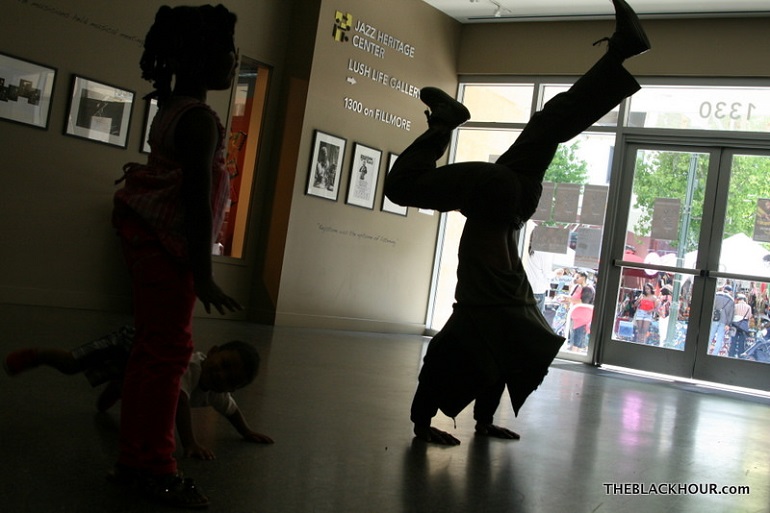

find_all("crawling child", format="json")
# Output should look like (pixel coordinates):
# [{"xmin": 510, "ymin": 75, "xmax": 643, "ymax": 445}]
[{"xmin": 4, "ymin": 325, "xmax": 273, "ymax": 459}]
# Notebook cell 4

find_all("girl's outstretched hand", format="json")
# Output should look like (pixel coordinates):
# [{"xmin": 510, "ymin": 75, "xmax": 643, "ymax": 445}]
[{"xmin": 195, "ymin": 277, "xmax": 242, "ymax": 314}]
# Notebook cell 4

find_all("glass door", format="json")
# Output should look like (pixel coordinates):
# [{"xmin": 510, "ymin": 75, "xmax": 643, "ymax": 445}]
[
  {"xmin": 601, "ymin": 144, "xmax": 714, "ymax": 377},
  {"xmin": 600, "ymin": 143, "xmax": 770, "ymax": 391},
  {"xmin": 693, "ymin": 150, "xmax": 770, "ymax": 389}
]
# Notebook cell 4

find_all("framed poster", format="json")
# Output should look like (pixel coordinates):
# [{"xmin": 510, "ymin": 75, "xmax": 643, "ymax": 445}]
[
  {"xmin": 346, "ymin": 143, "xmax": 382, "ymax": 209},
  {"xmin": 381, "ymin": 152, "xmax": 407, "ymax": 216},
  {"xmin": 306, "ymin": 129, "xmax": 346, "ymax": 201},
  {"xmin": 64, "ymin": 75, "xmax": 135, "ymax": 148},
  {"xmin": 0, "ymin": 52, "xmax": 56, "ymax": 129}
]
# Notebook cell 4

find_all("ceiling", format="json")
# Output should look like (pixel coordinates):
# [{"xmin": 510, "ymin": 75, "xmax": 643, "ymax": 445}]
[{"xmin": 422, "ymin": 0, "xmax": 770, "ymax": 23}]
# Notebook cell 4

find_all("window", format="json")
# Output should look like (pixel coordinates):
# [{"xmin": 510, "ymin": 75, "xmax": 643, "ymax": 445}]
[
  {"xmin": 627, "ymin": 85, "xmax": 770, "ymax": 132},
  {"xmin": 460, "ymin": 84, "xmax": 534, "ymax": 123},
  {"xmin": 430, "ymin": 79, "xmax": 619, "ymax": 347},
  {"xmin": 429, "ymin": 78, "xmax": 770, "ymax": 364}
]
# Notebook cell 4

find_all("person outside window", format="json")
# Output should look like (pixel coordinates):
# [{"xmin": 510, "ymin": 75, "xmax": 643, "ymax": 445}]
[{"xmin": 709, "ymin": 285, "xmax": 734, "ymax": 356}]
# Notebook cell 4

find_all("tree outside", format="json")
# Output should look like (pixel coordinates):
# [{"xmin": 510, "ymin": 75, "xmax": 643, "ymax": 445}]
[
  {"xmin": 629, "ymin": 151, "xmax": 770, "ymax": 252},
  {"xmin": 543, "ymin": 141, "xmax": 589, "ymax": 185}
]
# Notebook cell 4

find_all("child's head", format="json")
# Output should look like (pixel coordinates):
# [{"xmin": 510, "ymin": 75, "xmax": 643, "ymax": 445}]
[
  {"xmin": 199, "ymin": 340, "xmax": 260, "ymax": 393},
  {"xmin": 140, "ymin": 4, "xmax": 238, "ymax": 103}
]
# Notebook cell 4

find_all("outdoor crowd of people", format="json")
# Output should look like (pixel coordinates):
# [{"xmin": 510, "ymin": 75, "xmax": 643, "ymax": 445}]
[
  {"xmin": 709, "ymin": 283, "xmax": 770, "ymax": 359},
  {"xmin": 532, "ymin": 256, "xmax": 770, "ymax": 361}
]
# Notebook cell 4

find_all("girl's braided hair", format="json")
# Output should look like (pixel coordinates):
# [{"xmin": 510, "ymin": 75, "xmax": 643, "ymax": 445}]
[{"xmin": 140, "ymin": 4, "xmax": 236, "ymax": 105}]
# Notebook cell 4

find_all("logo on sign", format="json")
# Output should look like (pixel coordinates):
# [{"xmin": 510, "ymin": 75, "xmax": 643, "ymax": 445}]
[{"xmin": 333, "ymin": 11, "xmax": 352, "ymax": 42}]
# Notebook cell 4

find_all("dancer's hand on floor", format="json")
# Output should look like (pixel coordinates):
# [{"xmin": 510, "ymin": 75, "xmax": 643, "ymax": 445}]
[
  {"xmin": 475, "ymin": 423, "xmax": 520, "ymax": 440},
  {"xmin": 414, "ymin": 425, "xmax": 461, "ymax": 445}
]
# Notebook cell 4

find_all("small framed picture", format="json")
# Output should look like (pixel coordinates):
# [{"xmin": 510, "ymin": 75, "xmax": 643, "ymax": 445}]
[
  {"xmin": 0, "ymin": 52, "xmax": 57, "ymax": 129},
  {"xmin": 64, "ymin": 75, "xmax": 135, "ymax": 148},
  {"xmin": 346, "ymin": 142, "xmax": 382, "ymax": 210},
  {"xmin": 306, "ymin": 129, "xmax": 346, "ymax": 201},
  {"xmin": 140, "ymin": 98, "xmax": 159, "ymax": 153},
  {"xmin": 381, "ymin": 152, "xmax": 407, "ymax": 216}
]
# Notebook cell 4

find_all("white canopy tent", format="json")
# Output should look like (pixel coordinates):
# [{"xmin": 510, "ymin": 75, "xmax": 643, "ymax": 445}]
[{"xmin": 685, "ymin": 233, "xmax": 770, "ymax": 278}]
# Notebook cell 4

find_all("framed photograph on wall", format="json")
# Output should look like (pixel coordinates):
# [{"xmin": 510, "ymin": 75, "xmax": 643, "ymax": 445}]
[
  {"xmin": 381, "ymin": 152, "xmax": 407, "ymax": 216},
  {"xmin": 306, "ymin": 129, "xmax": 346, "ymax": 201},
  {"xmin": 346, "ymin": 143, "xmax": 382, "ymax": 210},
  {"xmin": 0, "ymin": 52, "xmax": 56, "ymax": 129},
  {"xmin": 140, "ymin": 98, "xmax": 159, "ymax": 153},
  {"xmin": 64, "ymin": 75, "xmax": 135, "ymax": 148}
]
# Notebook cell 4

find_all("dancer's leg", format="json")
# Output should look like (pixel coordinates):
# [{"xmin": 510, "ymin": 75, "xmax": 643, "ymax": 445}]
[
  {"xmin": 387, "ymin": 0, "xmax": 649, "ymax": 223},
  {"xmin": 473, "ymin": 380, "xmax": 520, "ymax": 439},
  {"xmin": 386, "ymin": 58, "xmax": 640, "ymax": 222},
  {"xmin": 384, "ymin": 125, "xmax": 481, "ymax": 213},
  {"xmin": 495, "ymin": 53, "xmax": 641, "ymax": 183},
  {"xmin": 410, "ymin": 332, "xmax": 464, "ymax": 446},
  {"xmin": 473, "ymin": 379, "xmax": 505, "ymax": 426},
  {"xmin": 385, "ymin": 122, "xmax": 537, "ymax": 226},
  {"xmin": 495, "ymin": 0, "xmax": 650, "ymax": 181}
]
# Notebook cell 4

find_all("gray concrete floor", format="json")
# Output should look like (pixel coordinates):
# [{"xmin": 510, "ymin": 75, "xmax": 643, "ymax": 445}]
[{"xmin": 1, "ymin": 305, "xmax": 769, "ymax": 512}]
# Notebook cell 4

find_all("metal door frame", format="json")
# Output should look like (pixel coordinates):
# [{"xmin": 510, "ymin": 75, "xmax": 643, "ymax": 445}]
[{"xmin": 592, "ymin": 133, "xmax": 770, "ymax": 391}]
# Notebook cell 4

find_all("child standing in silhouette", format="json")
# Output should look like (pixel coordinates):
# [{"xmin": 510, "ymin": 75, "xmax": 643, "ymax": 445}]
[{"xmin": 110, "ymin": 4, "xmax": 241, "ymax": 508}]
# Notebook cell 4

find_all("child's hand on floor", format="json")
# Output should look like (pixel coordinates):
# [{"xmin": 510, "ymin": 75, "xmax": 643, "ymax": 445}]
[
  {"xmin": 184, "ymin": 442, "xmax": 216, "ymax": 460},
  {"xmin": 242, "ymin": 430, "xmax": 274, "ymax": 444}
]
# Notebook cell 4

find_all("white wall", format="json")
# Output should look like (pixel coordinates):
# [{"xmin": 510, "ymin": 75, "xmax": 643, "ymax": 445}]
[
  {"xmin": 274, "ymin": 0, "xmax": 462, "ymax": 333},
  {"xmin": 0, "ymin": 0, "xmax": 292, "ymax": 316}
]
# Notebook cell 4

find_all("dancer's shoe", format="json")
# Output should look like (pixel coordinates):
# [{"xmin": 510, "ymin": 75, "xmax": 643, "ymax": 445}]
[
  {"xmin": 419, "ymin": 87, "xmax": 470, "ymax": 129},
  {"xmin": 593, "ymin": 0, "xmax": 651, "ymax": 60}
]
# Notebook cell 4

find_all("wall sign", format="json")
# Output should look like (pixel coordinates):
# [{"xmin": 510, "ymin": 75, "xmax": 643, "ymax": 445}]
[{"xmin": 332, "ymin": 10, "xmax": 422, "ymax": 132}]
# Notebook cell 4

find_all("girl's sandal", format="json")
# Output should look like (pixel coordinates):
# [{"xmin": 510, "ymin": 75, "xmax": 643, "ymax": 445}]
[{"xmin": 108, "ymin": 465, "xmax": 209, "ymax": 509}]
